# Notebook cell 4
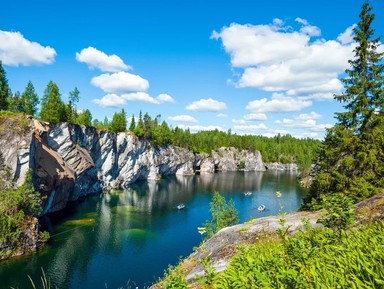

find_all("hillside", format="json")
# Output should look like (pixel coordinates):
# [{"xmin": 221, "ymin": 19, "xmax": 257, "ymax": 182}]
[{"xmin": 152, "ymin": 193, "xmax": 384, "ymax": 288}]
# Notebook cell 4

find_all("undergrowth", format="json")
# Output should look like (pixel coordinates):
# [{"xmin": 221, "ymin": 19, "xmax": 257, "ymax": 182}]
[{"xmin": 213, "ymin": 220, "xmax": 384, "ymax": 288}]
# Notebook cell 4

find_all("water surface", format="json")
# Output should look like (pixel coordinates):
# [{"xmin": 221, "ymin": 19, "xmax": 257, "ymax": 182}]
[{"xmin": 0, "ymin": 171, "xmax": 305, "ymax": 289}]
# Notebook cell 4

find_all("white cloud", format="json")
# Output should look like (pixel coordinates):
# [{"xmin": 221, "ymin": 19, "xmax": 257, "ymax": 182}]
[
  {"xmin": 244, "ymin": 113, "xmax": 267, "ymax": 121},
  {"xmin": 246, "ymin": 94, "xmax": 312, "ymax": 113},
  {"xmin": 0, "ymin": 30, "xmax": 56, "ymax": 66},
  {"xmin": 176, "ymin": 124, "xmax": 224, "ymax": 132},
  {"xmin": 168, "ymin": 115, "xmax": 198, "ymax": 123},
  {"xmin": 76, "ymin": 46, "xmax": 130, "ymax": 72},
  {"xmin": 216, "ymin": 113, "xmax": 228, "ymax": 118},
  {"xmin": 232, "ymin": 119, "xmax": 246, "ymax": 125},
  {"xmin": 157, "ymin": 93, "xmax": 175, "ymax": 103},
  {"xmin": 92, "ymin": 94, "xmax": 126, "ymax": 107},
  {"xmin": 91, "ymin": 72, "xmax": 149, "ymax": 93},
  {"xmin": 296, "ymin": 112, "xmax": 322, "ymax": 120},
  {"xmin": 337, "ymin": 25, "xmax": 356, "ymax": 45},
  {"xmin": 212, "ymin": 20, "xmax": 356, "ymax": 101},
  {"xmin": 186, "ymin": 98, "xmax": 227, "ymax": 112},
  {"xmin": 122, "ymin": 92, "xmax": 159, "ymax": 104},
  {"xmin": 233, "ymin": 123, "xmax": 268, "ymax": 132},
  {"xmin": 275, "ymin": 118, "xmax": 332, "ymax": 131},
  {"xmin": 295, "ymin": 18, "xmax": 321, "ymax": 37}
]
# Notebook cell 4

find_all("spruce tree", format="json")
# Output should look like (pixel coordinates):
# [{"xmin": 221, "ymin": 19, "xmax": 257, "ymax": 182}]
[
  {"xmin": 0, "ymin": 61, "xmax": 11, "ymax": 111},
  {"xmin": 129, "ymin": 114, "xmax": 136, "ymax": 132},
  {"xmin": 21, "ymin": 81, "xmax": 39, "ymax": 116},
  {"xmin": 304, "ymin": 1, "xmax": 384, "ymax": 208},
  {"xmin": 109, "ymin": 109, "xmax": 127, "ymax": 133},
  {"xmin": 40, "ymin": 81, "xmax": 67, "ymax": 123}
]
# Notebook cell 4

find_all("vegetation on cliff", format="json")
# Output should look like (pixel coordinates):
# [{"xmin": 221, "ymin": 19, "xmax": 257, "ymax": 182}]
[{"xmin": 0, "ymin": 165, "xmax": 48, "ymax": 260}]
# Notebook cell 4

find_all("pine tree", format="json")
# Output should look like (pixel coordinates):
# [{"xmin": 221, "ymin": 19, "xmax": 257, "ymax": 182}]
[
  {"xmin": 0, "ymin": 61, "xmax": 11, "ymax": 111},
  {"xmin": 40, "ymin": 81, "xmax": 67, "ymax": 123},
  {"xmin": 304, "ymin": 1, "xmax": 384, "ymax": 208},
  {"xmin": 129, "ymin": 114, "xmax": 136, "ymax": 132},
  {"xmin": 21, "ymin": 81, "xmax": 39, "ymax": 116}
]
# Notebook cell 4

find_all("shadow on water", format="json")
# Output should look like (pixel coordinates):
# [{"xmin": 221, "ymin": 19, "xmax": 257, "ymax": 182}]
[{"xmin": 0, "ymin": 171, "xmax": 306, "ymax": 289}]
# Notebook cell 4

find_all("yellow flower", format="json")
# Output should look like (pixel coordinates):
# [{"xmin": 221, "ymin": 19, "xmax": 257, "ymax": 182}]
[{"xmin": 276, "ymin": 191, "xmax": 282, "ymax": 198}]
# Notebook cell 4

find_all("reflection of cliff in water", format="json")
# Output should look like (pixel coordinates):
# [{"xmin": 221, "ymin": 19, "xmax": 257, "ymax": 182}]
[{"xmin": 116, "ymin": 171, "xmax": 297, "ymax": 212}]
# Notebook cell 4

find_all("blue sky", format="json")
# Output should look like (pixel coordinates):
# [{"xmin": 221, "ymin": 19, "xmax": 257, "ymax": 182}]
[{"xmin": 1, "ymin": 0, "xmax": 383, "ymax": 139}]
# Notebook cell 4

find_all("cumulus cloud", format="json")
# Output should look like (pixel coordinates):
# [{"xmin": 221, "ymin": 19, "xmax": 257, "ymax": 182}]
[
  {"xmin": 275, "ymin": 115, "xmax": 332, "ymax": 132},
  {"xmin": 91, "ymin": 72, "xmax": 149, "ymax": 93},
  {"xmin": 337, "ymin": 25, "xmax": 356, "ymax": 45},
  {"xmin": 0, "ymin": 30, "xmax": 56, "ymax": 66},
  {"xmin": 168, "ymin": 115, "xmax": 198, "ymax": 123},
  {"xmin": 157, "ymin": 93, "xmax": 175, "ymax": 103},
  {"xmin": 212, "ymin": 20, "xmax": 357, "ymax": 103},
  {"xmin": 76, "ymin": 46, "xmax": 130, "ymax": 72},
  {"xmin": 92, "ymin": 94, "xmax": 126, "ymax": 107},
  {"xmin": 233, "ymin": 123, "xmax": 268, "ymax": 131},
  {"xmin": 295, "ymin": 18, "xmax": 321, "ymax": 37},
  {"xmin": 216, "ymin": 113, "xmax": 228, "ymax": 118},
  {"xmin": 186, "ymin": 98, "xmax": 227, "ymax": 112},
  {"xmin": 246, "ymin": 94, "xmax": 312, "ymax": 113},
  {"xmin": 244, "ymin": 113, "xmax": 267, "ymax": 121},
  {"xmin": 122, "ymin": 92, "xmax": 159, "ymax": 104},
  {"xmin": 296, "ymin": 111, "xmax": 322, "ymax": 120}
]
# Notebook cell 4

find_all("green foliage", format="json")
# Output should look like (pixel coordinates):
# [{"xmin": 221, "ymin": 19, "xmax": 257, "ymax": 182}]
[
  {"xmin": 160, "ymin": 263, "xmax": 188, "ymax": 289},
  {"xmin": 40, "ymin": 81, "xmax": 67, "ymax": 123},
  {"xmin": 195, "ymin": 256, "xmax": 217, "ymax": 288},
  {"xmin": 305, "ymin": 2, "xmax": 384, "ymax": 208},
  {"xmin": 128, "ymin": 114, "xmax": 135, "ymax": 132},
  {"xmin": 317, "ymin": 194, "xmax": 355, "ymax": 235},
  {"xmin": 66, "ymin": 87, "xmax": 80, "ymax": 123},
  {"xmin": 204, "ymin": 192, "xmax": 239, "ymax": 238},
  {"xmin": 0, "ymin": 169, "xmax": 45, "ymax": 258},
  {"xmin": 109, "ymin": 109, "xmax": 127, "ymax": 133},
  {"xmin": 21, "ymin": 81, "xmax": 40, "ymax": 116},
  {"xmin": 76, "ymin": 109, "xmax": 92, "ymax": 127},
  {"xmin": 0, "ymin": 60, "xmax": 11, "ymax": 111},
  {"xmin": 213, "ymin": 220, "xmax": 384, "ymax": 289}
]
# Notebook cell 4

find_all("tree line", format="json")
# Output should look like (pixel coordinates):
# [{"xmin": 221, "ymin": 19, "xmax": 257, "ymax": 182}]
[{"xmin": 0, "ymin": 63, "xmax": 321, "ymax": 170}]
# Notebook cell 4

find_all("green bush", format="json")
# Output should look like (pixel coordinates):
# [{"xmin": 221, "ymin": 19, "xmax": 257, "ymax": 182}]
[{"xmin": 213, "ymin": 220, "xmax": 384, "ymax": 288}]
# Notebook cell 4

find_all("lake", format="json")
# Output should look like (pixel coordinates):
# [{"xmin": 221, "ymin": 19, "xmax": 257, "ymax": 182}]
[{"xmin": 0, "ymin": 171, "xmax": 306, "ymax": 289}]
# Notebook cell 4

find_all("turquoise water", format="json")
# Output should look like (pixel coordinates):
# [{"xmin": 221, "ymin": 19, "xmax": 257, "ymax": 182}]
[{"xmin": 0, "ymin": 171, "xmax": 306, "ymax": 289}]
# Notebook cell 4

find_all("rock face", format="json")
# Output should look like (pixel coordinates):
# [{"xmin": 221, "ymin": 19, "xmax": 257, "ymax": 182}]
[
  {"xmin": 196, "ymin": 147, "xmax": 266, "ymax": 173},
  {"xmin": 0, "ymin": 118, "xmax": 295, "ymax": 214},
  {"xmin": 265, "ymin": 162, "xmax": 298, "ymax": 171}
]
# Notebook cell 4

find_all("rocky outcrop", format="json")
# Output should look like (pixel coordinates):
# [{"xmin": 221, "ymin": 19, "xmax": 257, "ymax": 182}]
[
  {"xmin": 265, "ymin": 162, "xmax": 298, "ymax": 171},
  {"xmin": 0, "ymin": 216, "xmax": 44, "ymax": 260},
  {"xmin": 0, "ymin": 116, "xmax": 34, "ymax": 186},
  {"xmin": 196, "ymin": 147, "xmax": 266, "ymax": 173},
  {"xmin": 0, "ymin": 117, "xmax": 296, "ymax": 214}
]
